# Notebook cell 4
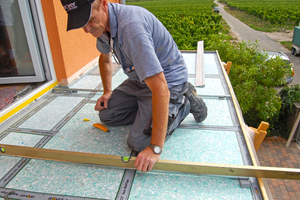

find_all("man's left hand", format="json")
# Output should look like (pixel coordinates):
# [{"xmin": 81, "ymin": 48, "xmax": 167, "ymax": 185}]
[{"xmin": 134, "ymin": 147, "xmax": 160, "ymax": 172}]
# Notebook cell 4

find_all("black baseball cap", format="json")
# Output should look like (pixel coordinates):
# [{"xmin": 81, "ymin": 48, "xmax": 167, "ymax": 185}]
[{"xmin": 61, "ymin": 0, "xmax": 95, "ymax": 31}]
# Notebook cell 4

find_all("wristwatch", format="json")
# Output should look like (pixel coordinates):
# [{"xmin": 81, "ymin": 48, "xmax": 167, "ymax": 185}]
[{"xmin": 149, "ymin": 144, "xmax": 162, "ymax": 155}]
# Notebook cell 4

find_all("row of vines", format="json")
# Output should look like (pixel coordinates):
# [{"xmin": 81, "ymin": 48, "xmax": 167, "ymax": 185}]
[
  {"xmin": 127, "ymin": 0, "xmax": 224, "ymax": 50},
  {"xmin": 220, "ymin": 0, "xmax": 300, "ymax": 29}
]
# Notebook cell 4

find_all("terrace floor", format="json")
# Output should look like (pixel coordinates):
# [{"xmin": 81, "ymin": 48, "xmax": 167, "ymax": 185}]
[{"xmin": 0, "ymin": 51, "xmax": 299, "ymax": 199}]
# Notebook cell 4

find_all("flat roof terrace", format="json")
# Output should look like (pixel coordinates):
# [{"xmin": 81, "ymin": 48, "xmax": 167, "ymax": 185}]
[{"xmin": 0, "ymin": 51, "xmax": 274, "ymax": 199}]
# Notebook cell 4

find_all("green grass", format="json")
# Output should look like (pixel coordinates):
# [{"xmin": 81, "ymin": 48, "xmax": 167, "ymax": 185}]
[{"xmin": 280, "ymin": 41, "xmax": 293, "ymax": 50}]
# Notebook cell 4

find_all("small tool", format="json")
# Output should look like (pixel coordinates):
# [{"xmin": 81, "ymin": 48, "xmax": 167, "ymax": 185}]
[{"xmin": 93, "ymin": 123, "xmax": 110, "ymax": 132}]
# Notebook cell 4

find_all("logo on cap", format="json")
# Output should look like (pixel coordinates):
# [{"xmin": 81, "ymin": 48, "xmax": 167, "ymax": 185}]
[{"xmin": 64, "ymin": 2, "xmax": 78, "ymax": 12}]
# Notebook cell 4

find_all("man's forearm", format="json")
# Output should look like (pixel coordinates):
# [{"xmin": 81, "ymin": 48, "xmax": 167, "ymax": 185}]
[
  {"xmin": 144, "ymin": 72, "xmax": 170, "ymax": 149},
  {"xmin": 99, "ymin": 53, "xmax": 112, "ymax": 94},
  {"xmin": 150, "ymin": 89, "xmax": 170, "ymax": 148},
  {"xmin": 135, "ymin": 72, "xmax": 169, "ymax": 172}
]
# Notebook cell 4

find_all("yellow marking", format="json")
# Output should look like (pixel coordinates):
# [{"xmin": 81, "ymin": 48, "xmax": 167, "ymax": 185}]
[{"xmin": 0, "ymin": 81, "xmax": 57, "ymax": 124}]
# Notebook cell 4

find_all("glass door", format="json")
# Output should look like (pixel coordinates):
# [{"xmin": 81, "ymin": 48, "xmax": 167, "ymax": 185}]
[{"xmin": 0, "ymin": 0, "xmax": 45, "ymax": 84}]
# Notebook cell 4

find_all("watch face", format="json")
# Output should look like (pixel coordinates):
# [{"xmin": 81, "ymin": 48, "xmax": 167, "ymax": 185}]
[{"xmin": 154, "ymin": 146, "xmax": 161, "ymax": 154}]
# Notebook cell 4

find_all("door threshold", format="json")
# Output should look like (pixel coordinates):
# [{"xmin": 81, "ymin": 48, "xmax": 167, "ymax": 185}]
[{"xmin": 0, "ymin": 80, "xmax": 57, "ymax": 124}]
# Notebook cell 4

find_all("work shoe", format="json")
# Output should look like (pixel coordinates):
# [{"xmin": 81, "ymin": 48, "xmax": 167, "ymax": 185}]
[{"xmin": 186, "ymin": 82, "xmax": 207, "ymax": 122}]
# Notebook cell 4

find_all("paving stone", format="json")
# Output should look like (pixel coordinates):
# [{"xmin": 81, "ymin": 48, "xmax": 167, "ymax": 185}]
[{"xmin": 257, "ymin": 140, "xmax": 300, "ymax": 199}]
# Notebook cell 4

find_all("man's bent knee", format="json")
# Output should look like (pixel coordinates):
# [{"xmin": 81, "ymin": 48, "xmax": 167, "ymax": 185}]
[{"xmin": 98, "ymin": 105, "xmax": 137, "ymax": 126}]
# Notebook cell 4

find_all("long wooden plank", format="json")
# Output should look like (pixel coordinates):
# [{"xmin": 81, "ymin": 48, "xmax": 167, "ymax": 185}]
[
  {"xmin": 1, "ymin": 144, "xmax": 300, "ymax": 180},
  {"xmin": 195, "ymin": 41, "xmax": 205, "ymax": 87}
]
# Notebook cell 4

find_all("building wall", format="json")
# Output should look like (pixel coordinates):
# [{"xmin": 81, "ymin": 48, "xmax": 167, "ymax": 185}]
[{"xmin": 41, "ymin": 0, "xmax": 120, "ymax": 85}]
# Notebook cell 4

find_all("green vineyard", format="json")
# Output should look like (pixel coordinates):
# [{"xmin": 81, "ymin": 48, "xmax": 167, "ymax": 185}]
[
  {"xmin": 128, "ymin": 0, "xmax": 300, "ymax": 49},
  {"xmin": 127, "ymin": 0, "xmax": 224, "ymax": 50},
  {"xmin": 220, "ymin": 0, "xmax": 300, "ymax": 28}
]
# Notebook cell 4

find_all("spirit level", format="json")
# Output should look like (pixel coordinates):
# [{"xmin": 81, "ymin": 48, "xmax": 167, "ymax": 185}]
[{"xmin": 1, "ymin": 144, "xmax": 299, "ymax": 181}]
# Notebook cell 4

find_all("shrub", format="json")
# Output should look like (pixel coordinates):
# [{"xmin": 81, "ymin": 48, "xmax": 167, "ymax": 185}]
[
  {"xmin": 207, "ymin": 38, "xmax": 292, "ymax": 129},
  {"xmin": 270, "ymin": 85, "xmax": 300, "ymax": 138}
]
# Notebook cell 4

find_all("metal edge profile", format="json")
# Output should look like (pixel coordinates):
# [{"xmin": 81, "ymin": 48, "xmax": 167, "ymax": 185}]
[
  {"xmin": 215, "ymin": 50, "xmax": 272, "ymax": 200},
  {"xmin": 195, "ymin": 41, "xmax": 205, "ymax": 87},
  {"xmin": 208, "ymin": 50, "xmax": 262, "ymax": 198}
]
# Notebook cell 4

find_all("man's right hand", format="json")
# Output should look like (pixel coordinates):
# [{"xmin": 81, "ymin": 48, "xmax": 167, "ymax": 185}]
[{"xmin": 94, "ymin": 93, "xmax": 111, "ymax": 111}]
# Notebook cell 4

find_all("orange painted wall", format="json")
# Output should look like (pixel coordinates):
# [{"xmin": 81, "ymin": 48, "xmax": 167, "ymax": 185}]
[{"xmin": 41, "ymin": 0, "xmax": 120, "ymax": 85}]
